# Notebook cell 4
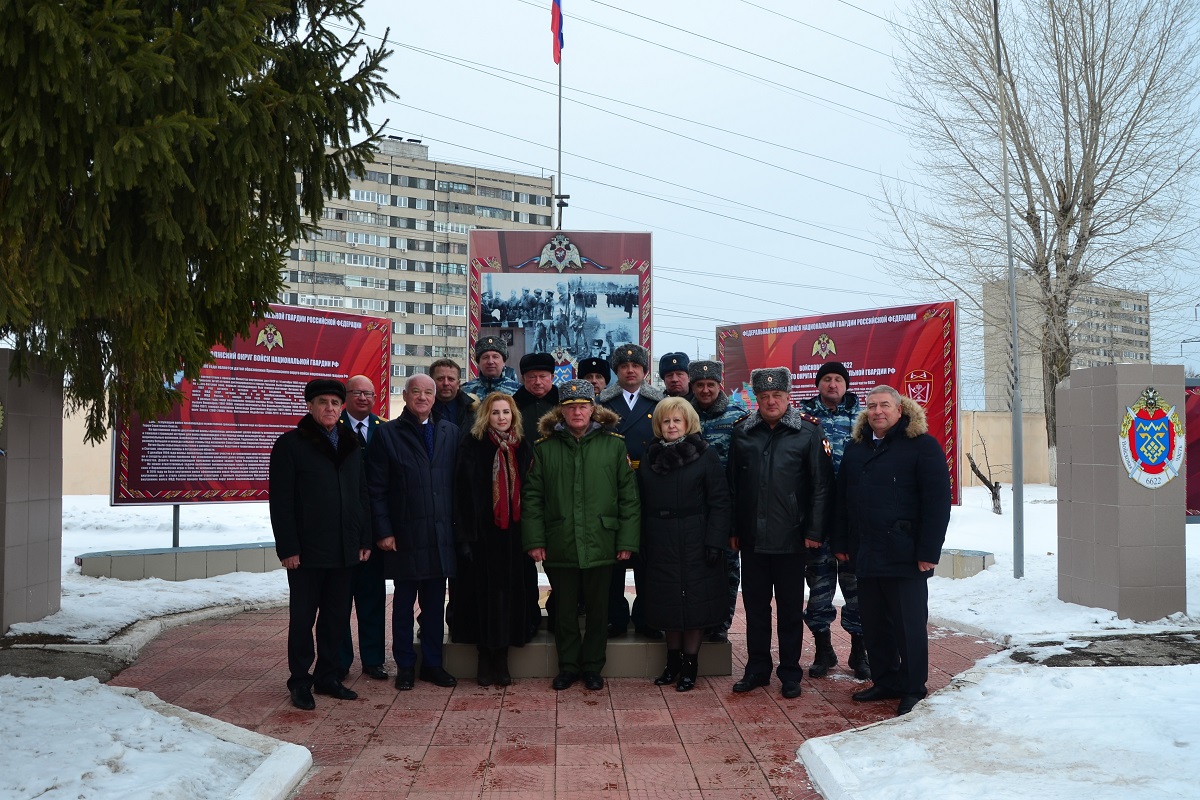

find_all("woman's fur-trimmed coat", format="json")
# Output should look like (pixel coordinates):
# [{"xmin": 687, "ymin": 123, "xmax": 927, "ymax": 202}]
[{"xmin": 637, "ymin": 433, "xmax": 732, "ymax": 631}]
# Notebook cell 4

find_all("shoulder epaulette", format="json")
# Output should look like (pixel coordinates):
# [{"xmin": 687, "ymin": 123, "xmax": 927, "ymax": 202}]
[
  {"xmin": 732, "ymin": 412, "xmax": 750, "ymax": 426},
  {"xmin": 799, "ymin": 411, "xmax": 821, "ymax": 425},
  {"xmin": 534, "ymin": 434, "xmax": 551, "ymax": 444},
  {"xmin": 605, "ymin": 431, "xmax": 626, "ymax": 439}
]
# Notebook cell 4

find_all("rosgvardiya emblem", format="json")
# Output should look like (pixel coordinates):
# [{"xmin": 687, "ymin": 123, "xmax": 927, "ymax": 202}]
[
  {"xmin": 811, "ymin": 334, "xmax": 836, "ymax": 358},
  {"xmin": 1119, "ymin": 387, "xmax": 1184, "ymax": 489},
  {"xmin": 256, "ymin": 323, "xmax": 284, "ymax": 351},
  {"xmin": 538, "ymin": 234, "xmax": 583, "ymax": 273}
]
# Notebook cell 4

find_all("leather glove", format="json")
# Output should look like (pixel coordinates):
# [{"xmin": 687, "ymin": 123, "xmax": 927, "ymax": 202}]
[{"xmin": 705, "ymin": 547, "xmax": 721, "ymax": 566}]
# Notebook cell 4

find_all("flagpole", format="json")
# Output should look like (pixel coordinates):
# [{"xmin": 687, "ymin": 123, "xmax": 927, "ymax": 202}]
[{"xmin": 556, "ymin": 57, "xmax": 563, "ymax": 231}]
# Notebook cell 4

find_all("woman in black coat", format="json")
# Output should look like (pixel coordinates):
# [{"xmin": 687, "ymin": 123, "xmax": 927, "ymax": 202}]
[
  {"xmin": 638, "ymin": 397, "xmax": 732, "ymax": 691},
  {"xmin": 450, "ymin": 391, "xmax": 537, "ymax": 685}
]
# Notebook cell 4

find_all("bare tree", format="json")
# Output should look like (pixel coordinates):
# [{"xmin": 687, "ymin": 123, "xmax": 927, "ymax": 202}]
[{"xmin": 882, "ymin": 0, "xmax": 1200, "ymax": 452}]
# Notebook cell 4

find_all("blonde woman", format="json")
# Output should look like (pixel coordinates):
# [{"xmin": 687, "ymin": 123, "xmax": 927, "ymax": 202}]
[{"xmin": 637, "ymin": 397, "xmax": 732, "ymax": 691}]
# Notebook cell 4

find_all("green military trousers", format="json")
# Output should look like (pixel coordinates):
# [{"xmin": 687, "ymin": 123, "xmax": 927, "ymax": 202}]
[{"xmin": 544, "ymin": 564, "xmax": 614, "ymax": 674}]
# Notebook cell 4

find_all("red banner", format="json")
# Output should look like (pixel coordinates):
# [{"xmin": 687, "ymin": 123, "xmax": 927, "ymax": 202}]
[
  {"xmin": 112, "ymin": 305, "xmax": 390, "ymax": 505},
  {"xmin": 718, "ymin": 301, "xmax": 960, "ymax": 503},
  {"xmin": 467, "ymin": 230, "xmax": 651, "ymax": 382},
  {"xmin": 1187, "ymin": 383, "xmax": 1199, "ymax": 518}
]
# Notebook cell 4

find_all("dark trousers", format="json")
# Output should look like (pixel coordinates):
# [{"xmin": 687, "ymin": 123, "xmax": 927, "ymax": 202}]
[
  {"xmin": 803, "ymin": 542, "xmax": 861, "ymax": 635},
  {"xmin": 857, "ymin": 575, "xmax": 929, "ymax": 697},
  {"xmin": 546, "ymin": 564, "xmax": 613, "ymax": 674},
  {"xmin": 391, "ymin": 577, "xmax": 448, "ymax": 669},
  {"xmin": 607, "ymin": 554, "xmax": 649, "ymax": 631},
  {"xmin": 741, "ymin": 551, "xmax": 806, "ymax": 682},
  {"xmin": 286, "ymin": 566, "xmax": 354, "ymax": 690},
  {"xmin": 339, "ymin": 552, "xmax": 386, "ymax": 671}
]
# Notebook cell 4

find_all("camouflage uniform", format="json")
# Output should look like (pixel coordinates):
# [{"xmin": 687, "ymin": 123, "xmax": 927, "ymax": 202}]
[
  {"xmin": 798, "ymin": 391, "xmax": 862, "ymax": 636},
  {"xmin": 461, "ymin": 367, "xmax": 520, "ymax": 398},
  {"xmin": 692, "ymin": 390, "xmax": 747, "ymax": 636}
]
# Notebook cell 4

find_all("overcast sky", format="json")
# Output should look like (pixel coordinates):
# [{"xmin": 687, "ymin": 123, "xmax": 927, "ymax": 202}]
[{"xmin": 356, "ymin": 0, "xmax": 1199, "ymax": 403}]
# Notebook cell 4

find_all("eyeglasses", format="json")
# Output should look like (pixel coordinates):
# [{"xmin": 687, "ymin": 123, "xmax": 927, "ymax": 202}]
[{"xmin": 348, "ymin": 390, "xmax": 375, "ymax": 397}]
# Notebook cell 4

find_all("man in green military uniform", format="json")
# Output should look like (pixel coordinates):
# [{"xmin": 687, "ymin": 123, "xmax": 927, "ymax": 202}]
[{"xmin": 523, "ymin": 380, "xmax": 640, "ymax": 691}]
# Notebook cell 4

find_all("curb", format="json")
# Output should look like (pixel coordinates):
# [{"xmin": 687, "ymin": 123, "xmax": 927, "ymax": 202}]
[{"xmin": 113, "ymin": 685, "xmax": 311, "ymax": 800}]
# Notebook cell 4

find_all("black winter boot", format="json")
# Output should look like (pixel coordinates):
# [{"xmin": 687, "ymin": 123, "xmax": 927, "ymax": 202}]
[
  {"xmin": 655, "ymin": 649, "xmax": 682, "ymax": 686},
  {"xmin": 492, "ymin": 648, "xmax": 512, "ymax": 687},
  {"xmin": 476, "ymin": 647, "xmax": 494, "ymax": 687},
  {"xmin": 676, "ymin": 653, "xmax": 698, "ymax": 692},
  {"xmin": 848, "ymin": 634, "xmax": 871, "ymax": 680},
  {"xmin": 808, "ymin": 630, "xmax": 837, "ymax": 678}
]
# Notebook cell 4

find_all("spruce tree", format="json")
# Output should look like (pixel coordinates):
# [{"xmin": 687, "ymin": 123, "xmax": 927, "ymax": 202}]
[{"xmin": 0, "ymin": 0, "xmax": 393, "ymax": 440}]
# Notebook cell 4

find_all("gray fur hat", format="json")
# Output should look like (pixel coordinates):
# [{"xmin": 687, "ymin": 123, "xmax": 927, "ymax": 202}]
[
  {"xmin": 688, "ymin": 360, "xmax": 723, "ymax": 384},
  {"xmin": 751, "ymin": 366, "xmax": 790, "ymax": 395},
  {"xmin": 558, "ymin": 379, "xmax": 595, "ymax": 404},
  {"xmin": 474, "ymin": 335, "xmax": 508, "ymax": 361},
  {"xmin": 611, "ymin": 343, "xmax": 649, "ymax": 372}
]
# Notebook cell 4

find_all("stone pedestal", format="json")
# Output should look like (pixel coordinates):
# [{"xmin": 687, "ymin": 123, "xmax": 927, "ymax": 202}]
[
  {"xmin": 1056, "ymin": 364, "xmax": 1187, "ymax": 621},
  {"xmin": 0, "ymin": 350, "xmax": 64, "ymax": 633}
]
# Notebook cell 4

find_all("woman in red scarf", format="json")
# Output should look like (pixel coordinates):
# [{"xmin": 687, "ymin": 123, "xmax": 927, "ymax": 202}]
[{"xmin": 450, "ymin": 392, "xmax": 537, "ymax": 685}]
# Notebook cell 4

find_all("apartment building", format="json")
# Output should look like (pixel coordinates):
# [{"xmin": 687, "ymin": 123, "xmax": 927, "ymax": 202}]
[
  {"xmin": 281, "ymin": 137, "xmax": 555, "ymax": 395},
  {"xmin": 982, "ymin": 276, "xmax": 1151, "ymax": 412}
]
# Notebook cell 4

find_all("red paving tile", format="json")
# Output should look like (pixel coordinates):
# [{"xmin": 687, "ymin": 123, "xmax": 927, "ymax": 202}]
[{"xmin": 111, "ymin": 591, "xmax": 999, "ymax": 799}]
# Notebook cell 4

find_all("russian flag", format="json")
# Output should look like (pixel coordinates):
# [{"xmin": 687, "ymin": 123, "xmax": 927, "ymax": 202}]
[{"xmin": 551, "ymin": 0, "xmax": 564, "ymax": 64}]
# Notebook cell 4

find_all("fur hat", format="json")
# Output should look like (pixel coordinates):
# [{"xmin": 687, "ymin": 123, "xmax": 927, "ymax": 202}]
[
  {"xmin": 578, "ymin": 357, "xmax": 610, "ymax": 380},
  {"xmin": 474, "ymin": 335, "xmax": 508, "ymax": 361},
  {"xmin": 688, "ymin": 360, "xmax": 723, "ymax": 384},
  {"xmin": 304, "ymin": 378, "xmax": 346, "ymax": 402},
  {"xmin": 751, "ymin": 366, "xmax": 790, "ymax": 395},
  {"xmin": 558, "ymin": 379, "xmax": 595, "ymax": 404},
  {"xmin": 520, "ymin": 352, "xmax": 555, "ymax": 374},
  {"xmin": 815, "ymin": 361, "xmax": 850, "ymax": 387},
  {"xmin": 611, "ymin": 343, "xmax": 649, "ymax": 372},
  {"xmin": 658, "ymin": 351, "xmax": 690, "ymax": 376}
]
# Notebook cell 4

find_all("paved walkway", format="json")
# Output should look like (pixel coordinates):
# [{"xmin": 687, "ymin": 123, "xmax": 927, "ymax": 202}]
[{"xmin": 110, "ymin": 597, "xmax": 1001, "ymax": 799}]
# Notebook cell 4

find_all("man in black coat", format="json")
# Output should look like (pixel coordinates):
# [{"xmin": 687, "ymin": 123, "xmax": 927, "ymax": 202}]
[
  {"xmin": 368, "ymin": 373, "xmax": 461, "ymax": 691},
  {"xmin": 596, "ymin": 343, "xmax": 663, "ymax": 639},
  {"xmin": 430, "ymin": 358, "xmax": 479, "ymax": 428},
  {"xmin": 336, "ymin": 374, "xmax": 389, "ymax": 682},
  {"xmin": 269, "ymin": 378, "xmax": 372, "ymax": 710},
  {"xmin": 833, "ymin": 385, "xmax": 950, "ymax": 717},
  {"xmin": 728, "ymin": 366, "xmax": 834, "ymax": 700},
  {"xmin": 513, "ymin": 352, "xmax": 559, "ymax": 443}
]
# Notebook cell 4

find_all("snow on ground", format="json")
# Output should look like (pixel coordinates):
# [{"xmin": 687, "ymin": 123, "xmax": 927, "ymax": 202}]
[
  {"xmin": 0, "ymin": 675, "xmax": 263, "ymax": 800},
  {"xmin": 3, "ymin": 487, "xmax": 1199, "ymax": 800}
]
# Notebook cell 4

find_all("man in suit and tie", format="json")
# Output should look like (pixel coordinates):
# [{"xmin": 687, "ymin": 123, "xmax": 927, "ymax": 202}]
[
  {"xmin": 338, "ymin": 374, "xmax": 389, "ymax": 682},
  {"xmin": 596, "ymin": 343, "xmax": 664, "ymax": 639}
]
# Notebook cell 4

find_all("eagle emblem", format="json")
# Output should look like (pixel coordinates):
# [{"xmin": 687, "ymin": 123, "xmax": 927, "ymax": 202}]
[
  {"xmin": 538, "ymin": 234, "xmax": 584, "ymax": 273},
  {"xmin": 811, "ymin": 334, "xmax": 836, "ymax": 358},
  {"xmin": 256, "ymin": 323, "xmax": 284, "ymax": 351},
  {"xmin": 1119, "ymin": 387, "xmax": 1184, "ymax": 489}
]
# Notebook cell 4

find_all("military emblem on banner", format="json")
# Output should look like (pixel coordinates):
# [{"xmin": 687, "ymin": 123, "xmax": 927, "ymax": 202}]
[
  {"xmin": 256, "ymin": 323, "xmax": 284, "ymax": 351},
  {"xmin": 811, "ymin": 334, "xmax": 836, "ymax": 358},
  {"xmin": 903, "ymin": 369, "xmax": 933, "ymax": 406},
  {"xmin": 538, "ymin": 234, "xmax": 584, "ymax": 273},
  {"xmin": 551, "ymin": 347, "xmax": 577, "ymax": 385},
  {"xmin": 1119, "ymin": 387, "xmax": 1184, "ymax": 488}
]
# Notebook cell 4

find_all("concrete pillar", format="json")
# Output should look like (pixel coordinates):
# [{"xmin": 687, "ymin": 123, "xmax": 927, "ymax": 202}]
[
  {"xmin": 1056, "ymin": 364, "xmax": 1187, "ymax": 621},
  {"xmin": 0, "ymin": 350, "xmax": 64, "ymax": 633}
]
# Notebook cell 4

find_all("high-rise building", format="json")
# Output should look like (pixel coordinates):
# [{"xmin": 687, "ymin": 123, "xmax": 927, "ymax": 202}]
[
  {"xmin": 982, "ymin": 276, "xmax": 1151, "ymax": 412},
  {"xmin": 281, "ymin": 138, "xmax": 555, "ymax": 395}
]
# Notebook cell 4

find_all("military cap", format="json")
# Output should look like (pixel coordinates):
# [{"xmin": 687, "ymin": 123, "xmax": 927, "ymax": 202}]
[
  {"xmin": 610, "ymin": 343, "xmax": 649, "ymax": 372},
  {"xmin": 304, "ymin": 378, "xmax": 346, "ymax": 402},
  {"xmin": 658, "ymin": 352, "xmax": 690, "ymax": 377},
  {"xmin": 688, "ymin": 360, "xmax": 723, "ymax": 384},
  {"xmin": 578, "ymin": 357, "xmax": 610, "ymax": 380},
  {"xmin": 751, "ymin": 366, "xmax": 790, "ymax": 396},
  {"xmin": 558, "ymin": 379, "xmax": 595, "ymax": 405},
  {"xmin": 474, "ymin": 336, "xmax": 508, "ymax": 361},
  {"xmin": 520, "ymin": 352, "xmax": 555, "ymax": 374}
]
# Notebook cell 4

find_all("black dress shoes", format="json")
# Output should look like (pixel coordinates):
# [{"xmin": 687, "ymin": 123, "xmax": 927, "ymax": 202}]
[
  {"xmin": 582, "ymin": 672, "xmax": 605, "ymax": 690},
  {"xmin": 635, "ymin": 625, "xmax": 665, "ymax": 641},
  {"xmin": 706, "ymin": 629, "xmax": 729, "ymax": 644},
  {"xmin": 896, "ymin": 695, "xmax": 922, "ymax": 716},
  {"xmin": 289, "ymin": 686, "xmax": 315, "ymax": 710},
  {"xmin": 394, "ymin": 667, "xmax": 415, "ymax": 691},
  {"xmin": 606, "ymin": 623, "xmax": 627, "ymax": 638},
  {"xmin": 852, "ymin": 684, "xmax": 899, "ymax": 702},
  {"xmin": 419, "ymin": 665, "xmax": 458, "ymax": 687},
  {"xmin": 732, "ymin": 673, "xmax": 770, "ymax": 693},
  {"xmin": 362, "ymin": 664, "xmax": 389, "ymax": 681},
  {"xmin": 780, "ymin": 680, "xmax": 802, "ymax": 699},
  {"xmin": 313, "ymin": 680, "xmax": 358, "ymax": 700},
  {"xmin": 552, "ymin": 671, "xmax": 579, "ymax": 690}
]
